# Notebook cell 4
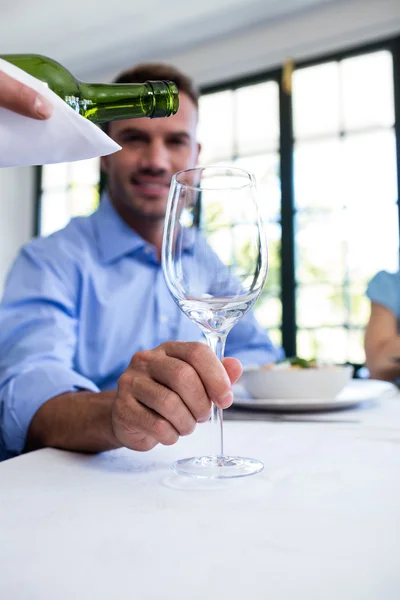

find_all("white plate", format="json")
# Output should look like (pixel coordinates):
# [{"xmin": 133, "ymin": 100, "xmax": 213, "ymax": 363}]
[{"xmin": 232, "ymin": 379, "xmax": 399, "ymax": 413}]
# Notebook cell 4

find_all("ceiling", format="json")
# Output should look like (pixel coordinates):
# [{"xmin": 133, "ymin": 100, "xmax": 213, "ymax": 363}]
[{"xmin": 1, "ymin": 0, "xmax": 337, "ymax": 81}]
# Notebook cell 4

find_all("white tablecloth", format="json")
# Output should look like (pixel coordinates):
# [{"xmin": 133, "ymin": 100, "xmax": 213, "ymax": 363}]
[{"xmin": 1, "ymin": 392, "xmax": 400, "ymax": 600}]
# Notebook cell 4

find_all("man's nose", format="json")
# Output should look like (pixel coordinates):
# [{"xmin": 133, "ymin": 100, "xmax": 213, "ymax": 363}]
[{"xmin": 140, "ymin": 140, "xmax": 169, "ymax": 171}]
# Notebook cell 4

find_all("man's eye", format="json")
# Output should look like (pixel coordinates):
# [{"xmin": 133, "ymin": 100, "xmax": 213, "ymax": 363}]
[
  {"xmin": 124, "ymin": 136, "xmax": 142, "ymax": 143},
  {"xmin": 170, "ymin": 138, "xmax": 187, "ymax": 146},
  {"xmin": 119, "ymin": 133, "xmax": 146, "ymax": 144}
]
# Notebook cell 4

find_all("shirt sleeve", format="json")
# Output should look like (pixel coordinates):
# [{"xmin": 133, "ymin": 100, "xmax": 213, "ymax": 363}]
[
  {"xmin": 366, "ymin": 270, "xmax": 400, "ymax": 318},
  {"xmin": 0, "ymin": 242, "xmax": 99, "ymax": 456}
]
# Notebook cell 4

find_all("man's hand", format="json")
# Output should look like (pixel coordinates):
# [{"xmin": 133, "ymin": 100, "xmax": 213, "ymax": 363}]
[
  {"xmin": 0, "ymin": 70, "xmax": 53, "ymax": 119},
  {"xmin": 112, "ymin": 341, "xmax": 243, "ymax": 451},
  {"xmin": 25, "ymin": 342, "xmax": 242, "ymax": 456}
]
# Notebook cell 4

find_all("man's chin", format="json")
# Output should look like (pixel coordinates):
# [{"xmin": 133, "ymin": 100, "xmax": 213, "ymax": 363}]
[
  {"xmin": 138, "ymin": 203, "xmax": 167, "ymax": 218},
  {"xmin": 129, "ymin": 203, "xmax": 167, "ymax": 221}
]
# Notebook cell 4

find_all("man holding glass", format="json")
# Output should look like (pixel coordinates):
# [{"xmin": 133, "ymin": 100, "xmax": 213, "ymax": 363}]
[{"xmin": 0, "ymin": 63, "xmax": 282, "ymax": 461}]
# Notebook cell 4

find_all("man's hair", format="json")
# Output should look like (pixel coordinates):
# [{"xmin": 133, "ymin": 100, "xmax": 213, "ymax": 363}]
[{"xmin": 102, "ymin": 62, "xmax": 199, "ymax": 134}]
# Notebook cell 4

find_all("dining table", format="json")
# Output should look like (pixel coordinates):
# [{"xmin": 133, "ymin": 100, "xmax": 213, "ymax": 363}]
[{"xmin": 0, "ymin": 379, "xmax": 400, "ymax": 600}]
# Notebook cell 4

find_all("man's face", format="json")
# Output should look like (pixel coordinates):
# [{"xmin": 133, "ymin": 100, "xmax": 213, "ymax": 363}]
[{"xmin": 101, "ymin": 92, "xmax": 200, "ymax": 222}]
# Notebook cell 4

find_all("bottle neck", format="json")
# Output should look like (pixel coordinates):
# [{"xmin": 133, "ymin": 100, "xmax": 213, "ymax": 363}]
[{"xmin": 78, "ymin": 81, "xmax": 179, "ymax": 123}]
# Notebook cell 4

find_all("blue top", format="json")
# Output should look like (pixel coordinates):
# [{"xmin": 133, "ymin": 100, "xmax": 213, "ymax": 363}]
[
  {"xmin": 366, "ymin": 270, "xmax": 400, "ymax": 320},
  {"xmin": 0, "ymin": 193, "xmax": 282, "ymax": 459}
]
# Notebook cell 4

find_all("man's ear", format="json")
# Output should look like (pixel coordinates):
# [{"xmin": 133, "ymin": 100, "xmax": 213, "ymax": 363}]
[{"xmin": 196, "ymin": 142, "xmax": 202, "ymax": 162}]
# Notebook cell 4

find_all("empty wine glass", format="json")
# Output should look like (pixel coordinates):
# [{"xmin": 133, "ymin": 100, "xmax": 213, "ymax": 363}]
[{"xmin": 162, "ymin": 166, "xmax": 268, "ymax": 478}]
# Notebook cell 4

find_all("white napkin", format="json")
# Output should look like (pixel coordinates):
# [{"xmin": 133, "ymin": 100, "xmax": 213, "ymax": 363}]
[{"xmin": 0, "ymin": 58, "xmax": 121, "ymax": 167}]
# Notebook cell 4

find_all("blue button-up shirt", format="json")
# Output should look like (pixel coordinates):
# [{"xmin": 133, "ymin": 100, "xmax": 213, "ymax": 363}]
[{"xmin": 0, "ymin": 193, "xmax": 282, "ymax": 459}]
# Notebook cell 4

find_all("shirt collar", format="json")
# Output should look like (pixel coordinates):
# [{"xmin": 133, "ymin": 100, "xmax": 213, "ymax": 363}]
[
  {"xmin": 92, "ymin": 192, "xmax": 147, "ymax": 264},
  {"xmin": 92, "ymin": 191, "xmax": 195, "ymax": 263}
]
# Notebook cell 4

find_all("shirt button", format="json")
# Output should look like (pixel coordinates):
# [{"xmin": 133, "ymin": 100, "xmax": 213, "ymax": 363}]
[
  {"xmin": 144, "ymin": 246, "xmax": 152, "ymax": 255},
  {"xmin": 160, "ymin": 314, "xmax": 168, "ymax": 324}
]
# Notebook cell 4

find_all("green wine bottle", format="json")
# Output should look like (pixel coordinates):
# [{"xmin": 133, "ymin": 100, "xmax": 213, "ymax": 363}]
[{"xmin": 0, "ymin": 54, "xmax": 179, "ymax": 123}]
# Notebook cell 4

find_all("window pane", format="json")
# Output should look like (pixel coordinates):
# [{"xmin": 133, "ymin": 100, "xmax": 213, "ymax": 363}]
[
  {"xmin": 40, "ymin": 190, "xmax": 71, "ymax": 236},
  {"xmin": 297, "ymin": 284, "xmax": 346, "ymax": 328},
  {"xmin": 348, "ymin": 285, "xmax": 371, "ymax": 327},
  {"xmin": 293, "ymin": 62, "xmax": 340, "ymax": 138},
  {"xmin": 69, "ymin": 158, "xmax": 100, "ymax": 186},
  {"xmin": 268, "ymin": 328, "xmax": 282, "ymax": 349},
  {"xmin": 295, "ymin": 130, "xmax": 397, "ymax": 211},
  {"xmin": 254, "ymin": 295, "xmax": 281, "ymax": 329},
  {"xmin": 198, "ymin": 91, "xmax": 234, "ymax": 163},
  {"xmin": 265, "ymin": 222, "xmax": 281, "ymax": 294},
  {"xmin": 296, "ymin": 210, "xmax": 346, "ymax": 285},
  {"xmin": 70, "ymin": 186, "xmax": 99, "ymax": 217},
  {"xmin": 294, "ymin": 139, "xmax": 342, "ymax": 210},
  {"xmin": 348, "ymin": 329, "xmax": 366, "ymax": 364},
  {"xmin": 297, "ymin": 327, "xmax": 348, "ymax": 363},
  {"xmin": 42, "ymin": 163, "xmax": 69, "ymax": 190},
  {"xmin": 296, "ymin": 329, "xmax": 316, "ymax": 360},
  {"xmin": 341, "ymin": 51, "xmax": 395, "ymax": 130},
  {"xmin": 234, "ymin": 153, "xmax": 281, "ymax": 221},
  {"xmin": 342, "ymin": 130, "xmax": 398, "ymax": 208},
  {"xmin": 40, "ymin": 159, "xmax": 101, "ymax": 235},
  {"xmin": 236, "ymin": 81, "xmax": 279, "ymax": 154},
  {"xmin": 346, "ymin": 204, "xmax": 399, "ymax": 283}
]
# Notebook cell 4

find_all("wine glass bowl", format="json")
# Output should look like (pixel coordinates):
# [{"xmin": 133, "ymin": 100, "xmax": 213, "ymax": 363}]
[{"xmin": 162, "ymin": 166, "xmax": 268, "ymax": 478}]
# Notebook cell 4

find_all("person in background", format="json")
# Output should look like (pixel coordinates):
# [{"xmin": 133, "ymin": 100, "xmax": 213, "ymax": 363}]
[
  {"xmin": 0, "ymin": 62, "xmax": 282, "ymax": 461},
  {"xmin": 0, "ymin": 70, "xmax": 53, "ymax": 119},
  {"xmin": 365, "ymin": 269, "xmax": 400, "ymax": 382}
]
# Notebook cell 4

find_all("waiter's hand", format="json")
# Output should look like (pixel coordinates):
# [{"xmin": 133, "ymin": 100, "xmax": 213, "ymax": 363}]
[{"xmin": 0, "ymin": 70, "xmax": 53, "ymax": 119}]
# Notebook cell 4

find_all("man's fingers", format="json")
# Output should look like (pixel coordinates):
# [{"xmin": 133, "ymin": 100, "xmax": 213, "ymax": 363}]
[
  {"xmin": 0, "ymin": 71, "xmax": 53, "ymax": 119},
  {"xmin": 164, "ymin": 342, "xmax": 234, "ymax": 409},
  {"xmin": 222, "ymin": 357, "xmax": 243, "ymax": 385},
  {"xmin": 147, "ymin": 354, "xmax": 211, "ymax": 422},
  {"xmin": 114, "ymin": 373, "xmax": 180, "ymax": 448},
  {"xmin": 132, "ymin": 374, "xmax": 198, "ymax": 436}
]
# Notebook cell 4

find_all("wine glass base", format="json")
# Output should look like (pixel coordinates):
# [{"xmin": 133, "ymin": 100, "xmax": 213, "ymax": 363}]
[{"xmin": 172, "ymin": 455, "xmax": 264, "ymax": 479}]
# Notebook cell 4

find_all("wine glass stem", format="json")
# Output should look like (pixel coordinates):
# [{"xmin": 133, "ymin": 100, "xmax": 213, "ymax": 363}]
[{"xmin": 204, "ymin": 332, "xmax": 227, "ymax": 458}]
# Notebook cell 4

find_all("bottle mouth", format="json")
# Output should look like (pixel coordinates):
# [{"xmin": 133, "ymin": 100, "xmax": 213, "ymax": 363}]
[{"xmin": 146, "ymin": 81, "xmax": 179, "ymax": 118}]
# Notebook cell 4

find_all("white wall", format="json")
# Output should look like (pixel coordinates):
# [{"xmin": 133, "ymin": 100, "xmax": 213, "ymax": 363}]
[
  {"xmin": 0, "ymin": 167, "xmax": 35, "ymax": 294},
  {"xmin": 1, "ymin": 0, "xmax": 399, "ymax": 292}
]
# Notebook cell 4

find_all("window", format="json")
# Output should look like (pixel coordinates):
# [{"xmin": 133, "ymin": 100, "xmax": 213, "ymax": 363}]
[
  {"xmin": 199, "ymin": 38, "xmax": 399, "ymax": 366},
  {"xmin": 38, "ymin": 157, "xmax": 100, "ymax": 237},
  {"xmin": 37, "ymin": 36, "xmax": 400, "ymax": 367},
  {"xmin": 292, "ymin": 50, "xmax": 398, "ymax": 364}
]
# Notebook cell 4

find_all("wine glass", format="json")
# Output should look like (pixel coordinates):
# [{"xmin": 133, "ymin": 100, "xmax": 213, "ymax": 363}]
[{"xmin": 162, "ymin": 166, "xmax": 268, "ymax": 479}]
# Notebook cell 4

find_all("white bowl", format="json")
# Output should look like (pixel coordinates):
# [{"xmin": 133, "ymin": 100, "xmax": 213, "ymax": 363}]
[{"xmin": 240, "ymin": 365, "xmax": 354, "ymax": 400}]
